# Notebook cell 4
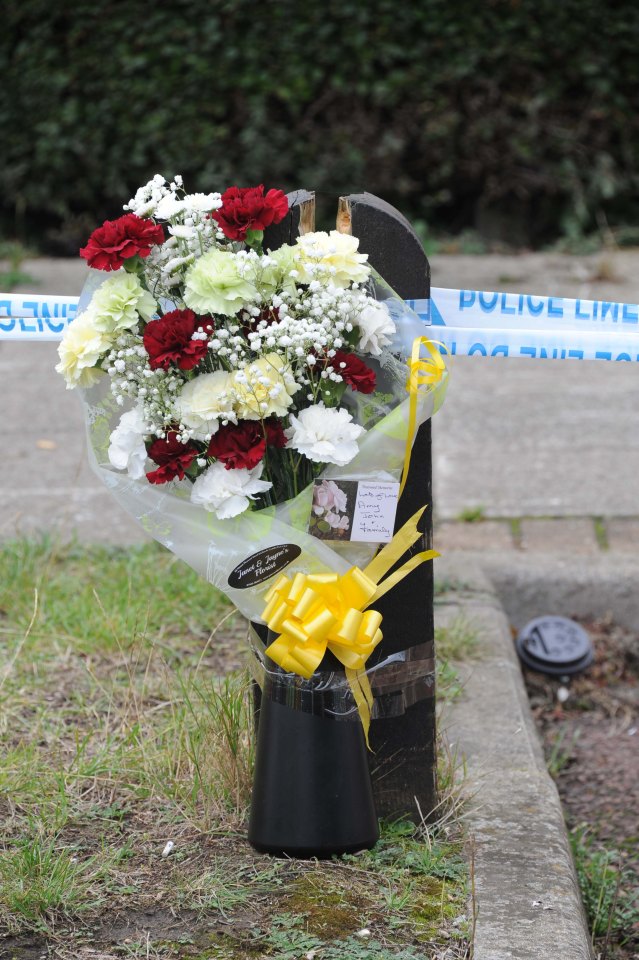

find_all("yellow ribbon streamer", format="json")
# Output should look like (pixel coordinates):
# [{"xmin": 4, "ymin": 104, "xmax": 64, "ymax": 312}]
[
  {"xmin": 261, "ymin": 506, "xmax": 439, "ymax": 744},
  {"xmin": 400, "ymin": 337, "xmax": 448, "ymax": 496}
]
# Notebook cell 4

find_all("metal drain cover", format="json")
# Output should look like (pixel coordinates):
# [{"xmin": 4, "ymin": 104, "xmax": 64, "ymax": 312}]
[{"xmin": 516, "ymin": 616, "xmax": 594, "ymax": 676}]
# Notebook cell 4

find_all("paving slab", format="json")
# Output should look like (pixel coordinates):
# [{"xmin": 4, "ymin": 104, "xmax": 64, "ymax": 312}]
[
  {"xmin": 606, "ymin": 517, "xmax": 639, "ymax": 553},
  {"xmin": 436, "ymin": 558, "xmax": 593, "ymax": 960},
  {"xmin": 519, "ymin": 518, "xmax": 600, "ymax": 555},
  {"xmin": 434, "ymin": 519, "xmax": 514, "ymax": 552}
]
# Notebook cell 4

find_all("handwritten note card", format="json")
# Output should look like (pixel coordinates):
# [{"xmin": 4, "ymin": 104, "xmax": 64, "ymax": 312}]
[
  {"xmin": 351, "ymin": 481, "xmax": 400, "ymax": 542},
  {"xmin": 308, "ymin": 478, "xmax": 399, "ymax": 543}
]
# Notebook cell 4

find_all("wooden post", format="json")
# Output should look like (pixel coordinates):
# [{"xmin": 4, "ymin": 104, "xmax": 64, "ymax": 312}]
[{"xmin": 264, "ymin": 191, "xmax": 436, "ymax": 822}]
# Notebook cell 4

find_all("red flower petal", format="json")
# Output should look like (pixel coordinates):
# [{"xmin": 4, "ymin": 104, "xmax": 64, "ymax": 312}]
[
  {"xmin": 146, "ymin": 431, "xmax": 199, "ymax": 484},
  {"xmin": 80, "ymin": 214, "xmax": 164, "ymax": 271},
  {"xmin": 212, "ymin": 185, "xmax": 289, "ymax": 242},
  {"xmin": 143, "ymin": 309, "xmax": 212, "ymax": 371},
  {"xmin": 332, "ymin": 351, "xmax": 376, "ymax": 394}
]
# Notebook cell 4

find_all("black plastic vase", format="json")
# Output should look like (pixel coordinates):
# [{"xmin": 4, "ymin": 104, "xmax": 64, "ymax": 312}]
[{"xmin": 248, "ymin": 647, "xmax": 379, "ymax": 858}]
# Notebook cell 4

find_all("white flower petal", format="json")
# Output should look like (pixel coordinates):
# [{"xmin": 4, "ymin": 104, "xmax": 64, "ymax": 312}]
[
  {"xmin": 108, "ymin": 406, "xmax": 148, "ymax": 479},
  {"xmin": 286, "ymin": 403, "xmax": 363, "ymax": 466},
  {"xmin": 190, "ymin": 462, "xmax": 271, "ymax": 519},
  {"xmin": 356, "ymin": 301, "xmax": 396, "ymax": 357}
]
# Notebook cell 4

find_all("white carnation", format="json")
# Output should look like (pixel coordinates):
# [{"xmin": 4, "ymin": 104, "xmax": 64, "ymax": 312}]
[
  {"xmin": 108, "ymin": 406, "xmax": 148, "ymax": 479},
  {"xmin": 190, "ymin": 461, "xmax": 271, "ymax": 519},
  {"xmin": 285, "ymin": 403, "xmax": 364, "ymax": 466},
  {"xmin": 356, "ymin": 301, "xmax": 396, "ymax": 357}
]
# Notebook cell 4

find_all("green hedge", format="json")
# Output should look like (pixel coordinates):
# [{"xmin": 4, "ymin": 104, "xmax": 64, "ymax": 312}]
[{"xmin": 3, "ymin": 0, "xmax": 639, "ymax": 250}]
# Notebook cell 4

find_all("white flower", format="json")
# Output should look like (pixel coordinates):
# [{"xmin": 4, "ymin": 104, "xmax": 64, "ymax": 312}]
[
  {"xmin": 285, "ymin": 403, "xmax": 364, "ymax": 466},
  {"xmin": 356, "ymin": 301, "xmax": 396, "ymax": 356},
  {"xmin": 176, "ymin": 370, "xmax": 235, "ymax": 435},
  {"xmin": 183, "ymin": 192, "xmax": 222, "ymax": 212},
  {"xmin": 107, "ymin": 405, "xmax": 148, "ymax": 478},
  {"xmin": 55, "ymin": 309, "xmax": 110, "ymax": 389},
  {"xmin": 190, "ymin": 462, "xmax": 271, "ymax": 519},
  {"xmin": 168, "ymin": 224, "xmax": 197, "ymax": 240},
  {"xmin": 155, "ymin": 194, "xmax": 187, "ymax": 219},
  {"xmin": 90, "ymin": 272, "xmax": 157, "ymax": 336}
]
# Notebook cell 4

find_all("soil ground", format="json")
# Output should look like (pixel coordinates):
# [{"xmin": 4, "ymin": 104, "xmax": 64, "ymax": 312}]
[{"xmin": 523, "ymin": 618, "xmax": 639, "ymax": 959}]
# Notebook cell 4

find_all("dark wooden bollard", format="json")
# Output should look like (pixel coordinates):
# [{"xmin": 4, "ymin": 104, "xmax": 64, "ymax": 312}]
[{"xmin": 260, "ymin": 191, "xmax": 436, "ymax": 823}]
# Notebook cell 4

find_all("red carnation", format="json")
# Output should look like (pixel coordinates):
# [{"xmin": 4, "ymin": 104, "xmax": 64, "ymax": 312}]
[
  {"xmin": 264, "ymin": 417, "xmax": 287, "ymax": 449},
  {"xmin": 212, "ymin": 185, "xmax": 288, "ymax": 242},
  {"xmin": 143, "ymin": 309, "xmax": 212, "ymax": 371},
  {"xmin": 207, "ymin": 418, "xmax": 286, "ymax": 471},
  {"xmin": 80, "ymin": 214, "xmax": 165, "ymax": 271},
  {"xmin": 207, "ymin": 421, "xmax": 267, "ymax": 471},
  {"xmin": 332, "ymin": 351, "xmax": 376, "ymax": 394},
  {"xmin": 146, "ymin": 431, "xmax": 199, "ymax": 484}
]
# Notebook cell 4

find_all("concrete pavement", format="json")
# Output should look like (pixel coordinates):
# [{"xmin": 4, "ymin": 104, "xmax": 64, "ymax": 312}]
[{"xmin": 1, "ymin": 252, "xmax": 638, "ymax": 545}]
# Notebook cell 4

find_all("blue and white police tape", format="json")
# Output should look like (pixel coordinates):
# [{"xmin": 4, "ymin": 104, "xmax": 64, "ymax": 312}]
[
  {"xmin": 0, "ymin": 294, "xmax": 78, "ymax": 338},
  {"xmin": 2, "ymin": 288, "xmax": 639, "ymax": 361},
  {"xmin": 410, "ymin": 287, "xmax": 639, "ymax": 331}
]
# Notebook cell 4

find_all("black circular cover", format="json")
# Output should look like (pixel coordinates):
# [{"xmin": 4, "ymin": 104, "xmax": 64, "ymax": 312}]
[{"xmin": 516, "ymin": 616, "xmax": 594, "ymax": 676}]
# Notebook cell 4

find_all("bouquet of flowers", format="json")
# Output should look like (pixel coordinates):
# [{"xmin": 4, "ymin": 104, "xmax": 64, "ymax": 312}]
[{"xmin": 56, "ymin": 174, "xmax": 447, "ymax": 688}]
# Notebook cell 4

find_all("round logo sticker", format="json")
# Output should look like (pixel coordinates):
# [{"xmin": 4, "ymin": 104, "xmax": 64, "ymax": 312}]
[{"xmin": 228, "ymin": 544, "xmax": 302, "ymax": 589}]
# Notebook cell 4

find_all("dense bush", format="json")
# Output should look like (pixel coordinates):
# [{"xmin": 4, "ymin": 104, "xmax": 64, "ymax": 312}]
[{"xmin": 2, "ymin": 0, "xmax": 639, "ymax": 250}]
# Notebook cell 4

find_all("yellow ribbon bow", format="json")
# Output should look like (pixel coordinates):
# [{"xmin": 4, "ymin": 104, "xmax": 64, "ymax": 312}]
[
  {"xmin": 261, "ymin": 507, "xmax": 439, "ymax": 743},
  {"xmin": 400, "ymin": 336, "xmax": 448, "ymax": 496}
]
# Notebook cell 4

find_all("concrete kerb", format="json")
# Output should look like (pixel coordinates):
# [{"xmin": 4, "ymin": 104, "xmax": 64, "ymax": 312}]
[
  {"xmin": 435, "ymin": 557, "xmax": 593, "ymax": 960},
  {"xmin": 483, "ymin": 553, "xmax": 639, "ymax": 636}
]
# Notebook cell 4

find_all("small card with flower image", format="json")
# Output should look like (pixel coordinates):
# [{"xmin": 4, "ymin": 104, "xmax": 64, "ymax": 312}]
[{"xmin": 309, "ymin": 479, "xmax": 399, "ymax": 543}]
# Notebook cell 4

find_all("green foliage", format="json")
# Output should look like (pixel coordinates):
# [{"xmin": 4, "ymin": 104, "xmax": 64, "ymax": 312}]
[
  {"xmin": 0, "ymin": 239, "xmax": 35, "ymax": 289},
  {"xmin": 457, "ymin": 506, "xmax": 486, "ymax": 524},
  {"xmin": 569, "ymin": 825, "xmax": 637, "ymax": 943},
  {"xmin": 3, "ymin": 1, "xmax": 639, "ymax": 248}
]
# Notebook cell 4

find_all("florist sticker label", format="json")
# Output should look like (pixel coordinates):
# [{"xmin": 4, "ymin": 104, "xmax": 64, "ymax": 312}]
[
  {"xmin": 309, "ymin": 479, "xmax": 400, "ymax": 543},
  {"xmin": 228, "ymin": 544, "xmax": 302, "ymax": 589}
]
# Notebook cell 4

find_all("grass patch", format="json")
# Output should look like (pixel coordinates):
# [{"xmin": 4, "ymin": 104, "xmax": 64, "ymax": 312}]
[
  {"xmin": 456, "ymin": 506, "xmax": 485, "ymax": 524},
  {"xmin": 570, "ymin": 825, "xmax": 638, "ymax": 949},
  {"xmin": 593, "ymin": 517, "xmax": 608, "ymax": 550},
  {"xmin": 435, "ymin": 615, "xmax": 479, "ymax": 663},
  {"xmin": 0, "ymin": 537, "xmax": 471, "ymax": 958}
]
